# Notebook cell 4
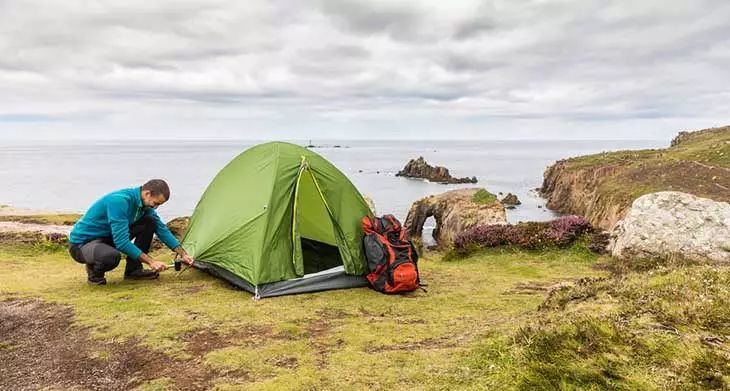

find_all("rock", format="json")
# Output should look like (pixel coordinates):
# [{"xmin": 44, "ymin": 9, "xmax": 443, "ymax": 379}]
[
  {"xmin": 403, "ymin": 188, "xmax": 506, "ymax": 249},
  {"xmin": 670, "ymin": 131, "xmax": 693, "ymax": 147},
  {"xmin": 166, "ymin": 216, "xmax": 190, "ymax": 239},
  {"xmin": 501, "ymin": 193, "xmax": 521, "ymax": 206},
  {"xmin": 609, "ymin": 192, "xmax": 730, "ymax": 262},
  {"xmin": 396, "ymin": 156, "xmax": 477, "ymax": 184},
  {"xmin": 151, "ymin": 216, "xmax": 190, "ymax": 251}
]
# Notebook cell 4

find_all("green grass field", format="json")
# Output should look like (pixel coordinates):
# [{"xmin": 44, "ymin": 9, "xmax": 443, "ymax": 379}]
[
  {"xmin": 2, "ymin": 234, "xmax": 729, "ymax": 390},
  {"xmin": 2, "ymin": 239, "xmax": 605, "ymax": 390}
]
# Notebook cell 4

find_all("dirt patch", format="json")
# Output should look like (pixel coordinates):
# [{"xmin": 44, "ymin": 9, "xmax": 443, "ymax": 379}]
[
  {"xmin": 305, "ymin": 308, "xmax": 346, "ymax": 338},
  {"xmin": 180, "ymin": 324, "xmax": 275, "ymax": 356},
  {"xmin": 181, "ymin": 285, "xmax": 208, "ymax": 294},
  {"xmin": 364, "ymin": 337, "xmax": 457, "ymax": 353},
  {"xmin": 504, "ymin": 281, "xmax": 552, "ymax": 295},
  {"xmin": 180, "ymin": 329, "xmax": 232, "ymax": 357},
  {"xmin": 301, "ymin": 309, "xmax": 348, "ymax": 368},
  {"xmin": 0, "ymin": 298, "xmax": 219, "ymax": 390}
]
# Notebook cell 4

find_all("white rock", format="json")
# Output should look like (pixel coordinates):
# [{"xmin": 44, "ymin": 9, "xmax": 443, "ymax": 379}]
[{"xmin": 609, "ymin": 191, "xmax": 730, "ymax": 262}]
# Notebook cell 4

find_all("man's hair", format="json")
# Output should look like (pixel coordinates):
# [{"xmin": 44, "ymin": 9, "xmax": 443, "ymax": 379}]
[{"xmin": 142, "ymin": 179, "xmax": 170, "ymax": 200}]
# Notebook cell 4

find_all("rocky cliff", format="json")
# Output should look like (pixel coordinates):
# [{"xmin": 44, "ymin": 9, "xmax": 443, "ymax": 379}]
[{"xmin": 541, "ymin": 125, "xmax": 730, "ymax": 230}]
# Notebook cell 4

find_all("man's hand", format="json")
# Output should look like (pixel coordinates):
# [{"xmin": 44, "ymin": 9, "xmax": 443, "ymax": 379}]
[
  {"xmin": 148, "ymin": 259, "xmax": 168, "ymax": 272},
  {"xmin": 139, "ymin": 253, "xmax": 168, "ymax": 272},
  {"xmin": 174, "ymin": 246, "xmax": 195, "ymax": 265}
]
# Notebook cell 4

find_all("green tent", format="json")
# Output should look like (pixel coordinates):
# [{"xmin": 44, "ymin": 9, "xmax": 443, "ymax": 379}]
[{"xmin": 182, "ymin": 142, "xmax": 373, "ymax": 298}]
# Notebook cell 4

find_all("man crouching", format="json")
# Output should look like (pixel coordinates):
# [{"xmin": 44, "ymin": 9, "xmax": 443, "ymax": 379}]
[{"xmin": 68, "ymin": 179, "xmax": 194, "ymax": 285}]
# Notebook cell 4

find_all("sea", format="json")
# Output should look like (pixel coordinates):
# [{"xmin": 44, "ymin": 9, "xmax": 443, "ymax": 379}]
[{"xmin": 0, "ymin": 139, "xmax": 665, "ymax": 240}]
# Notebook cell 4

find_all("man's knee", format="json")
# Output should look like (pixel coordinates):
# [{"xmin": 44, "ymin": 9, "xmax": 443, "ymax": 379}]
[
  {"xmin": 97, "ymin": 251, "xmax": 122, "ymax": 272},
  {"xmin": 81, "ymin": 241, "xmax": 121, "ymax": 272}
]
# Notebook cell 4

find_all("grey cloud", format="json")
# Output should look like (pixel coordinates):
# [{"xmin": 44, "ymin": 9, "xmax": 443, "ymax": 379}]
[
  {"xmin": 298, "ymin": 45, "xmax": 371, "ymax": 60},
  {"xmin": 315, "ymin": 0, "xmax": 429, "ymax": 41},
  {"xmin": 452, "ymin": 18, "xmax": 497, "ymax": 40}
]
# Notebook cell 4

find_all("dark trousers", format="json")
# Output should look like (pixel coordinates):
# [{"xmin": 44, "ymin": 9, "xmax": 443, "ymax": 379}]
[{"xmin": 69, "ymin": 216, "xmax": 156, "ymax": 275}]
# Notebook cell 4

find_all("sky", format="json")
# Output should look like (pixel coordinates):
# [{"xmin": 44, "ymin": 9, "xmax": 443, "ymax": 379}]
[{"xmin": 1, "ymin": 0, "xmax": 729, "ymax": 141}]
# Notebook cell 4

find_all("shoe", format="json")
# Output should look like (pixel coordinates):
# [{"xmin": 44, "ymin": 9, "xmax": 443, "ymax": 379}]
[
  {"xmin": 124, "ymin": 268, "xmax": 160, "ymax": 280},
  {"xmin": 86, "ymin": 264, "xmax": 107, "ymax": 285}
]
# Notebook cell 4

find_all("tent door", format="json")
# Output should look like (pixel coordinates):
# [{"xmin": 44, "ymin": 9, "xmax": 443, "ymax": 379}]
[{"xmin": 291, "ymin": 159, "xmax": 347, "ymax": 276}]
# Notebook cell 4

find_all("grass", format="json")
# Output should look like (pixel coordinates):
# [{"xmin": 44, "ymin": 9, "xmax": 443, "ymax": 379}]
[
  {"xmin": 0, "ymin": 213, "xmax": 82, "ymax": 225},
  {"xmin": 472, "ymin": 189, "xmax": 498, "ymax": 205},
  {"xmin": 1, "ymin": 239, "xmax": 605, "ymax": 390},
  {"xmin": 450, "ymin": 257, "xmax": 730, "ymax": 390},
  {"xmin": 3, "ymin": 228, "xmax": 728, "ymax": 390},
  {"xmin": 563, "ymin": 126, "xmax": 730, "ymax": 172}
]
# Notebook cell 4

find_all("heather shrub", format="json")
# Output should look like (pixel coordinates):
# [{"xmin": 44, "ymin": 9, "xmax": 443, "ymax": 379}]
[
  {"xmin": 545, "ymin": 215, "xmax": 592, "ymax": 246},
  {"xmin": 452, "ymin": 215, "xmax": 593, "ymax": 257},
  {"xmin": 513, "ymin": 221, "xmax": 551, "ymax": 249}
]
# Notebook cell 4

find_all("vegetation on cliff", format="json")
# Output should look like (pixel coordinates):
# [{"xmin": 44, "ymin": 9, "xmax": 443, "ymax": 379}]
[
  {"xmin": 471, "ymin": 189, "xmax": 498, "ymax": 205},
  {"xmin": 541, "ymin": 125, "xmax": 730, "ymax": 229}
]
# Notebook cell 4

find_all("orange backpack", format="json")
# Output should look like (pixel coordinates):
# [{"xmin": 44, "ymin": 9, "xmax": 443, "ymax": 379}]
[{"xmin": 362, "ymin": 215, "xmax": 421, "ymax": 293}]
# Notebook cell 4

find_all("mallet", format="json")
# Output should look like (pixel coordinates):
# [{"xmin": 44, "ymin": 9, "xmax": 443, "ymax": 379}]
[
  {"xmin": 165, "ymin": 260, "xmax": 182, "ymax": 271},
  {"xmin": 165, "ymin": 257, "xmax": 194, "ymax": 276}
]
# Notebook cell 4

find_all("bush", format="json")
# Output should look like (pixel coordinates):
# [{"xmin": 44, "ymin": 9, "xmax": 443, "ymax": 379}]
[
  {"xmin": 546, "ymin": 215, "xmax": 592, "ymax": 246},
  {"xmin": 453, "ymin": 215, "xmax": 593, "ymax": 256}
]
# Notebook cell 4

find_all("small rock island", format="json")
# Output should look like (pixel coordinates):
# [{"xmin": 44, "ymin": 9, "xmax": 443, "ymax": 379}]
[{"xmin": 396, "ymin": 156, "xmax": 477, "ymax": 184}]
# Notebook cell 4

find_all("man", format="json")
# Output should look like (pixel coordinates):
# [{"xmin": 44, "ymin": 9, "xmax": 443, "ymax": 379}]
[{"xmin": 69, "ymin": 179, "xmax": 194, "ymax": 285}]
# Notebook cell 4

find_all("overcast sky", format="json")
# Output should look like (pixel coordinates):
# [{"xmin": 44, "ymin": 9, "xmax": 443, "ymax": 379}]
[{"xmin": 1, "ymin": 0, "xmax": 729, "ymax": 140}]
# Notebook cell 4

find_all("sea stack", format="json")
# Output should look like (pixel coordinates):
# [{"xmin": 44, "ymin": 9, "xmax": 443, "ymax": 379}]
[{"xmin": 396, "ymin": 156, "xmax": 477, "ymax": 184}]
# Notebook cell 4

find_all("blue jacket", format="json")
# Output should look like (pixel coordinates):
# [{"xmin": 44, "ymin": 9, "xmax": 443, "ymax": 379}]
[{"xmin": 69, "ymin": 187, "xmax": 180, "ymax": 259}]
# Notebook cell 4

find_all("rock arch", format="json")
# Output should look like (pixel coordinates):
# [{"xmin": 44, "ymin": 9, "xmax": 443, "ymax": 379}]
[{"xmin": 403, "ymin": 189, "xmax": 507, "ymax": 248}]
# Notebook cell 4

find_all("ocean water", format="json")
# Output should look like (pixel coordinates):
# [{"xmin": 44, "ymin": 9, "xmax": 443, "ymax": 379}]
[{"xmin": 0, "ymin": 139, "xmax": 664, "ymax": 235}]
